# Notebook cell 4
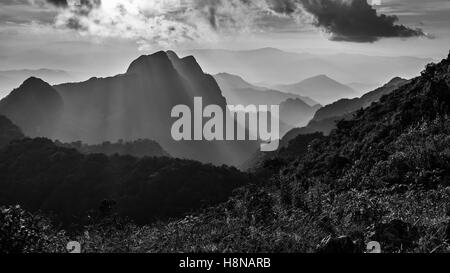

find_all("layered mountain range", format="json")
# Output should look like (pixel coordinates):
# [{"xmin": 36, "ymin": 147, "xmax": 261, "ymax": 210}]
[
  {"xmin": 214, "ymin": 72, "xmax": 319, "ymax": 106},
  {"xmin": 313, "ymin": 77, "xmax": 409, "ymax": 122},
  {"xmin": 1, "ymin": 48, "xmax": 450, "ymax": 253},
  {"xmin": 243, "ymin": 75, "xmax": 411, "ymax": 170},
  {"xmin": 214, "ymin": 72, "xmax": 321, "ymax": 134},
  {"xmin": 0, "ymin": 51, "xmax": 259, "ymax": 166},
  {"xmin": 185, "ymin": 48, "xmax": 431, "ymax": 86},
  {"xmin": 282, "ymin": 76, "xmax": 411, "ymax": 143}
]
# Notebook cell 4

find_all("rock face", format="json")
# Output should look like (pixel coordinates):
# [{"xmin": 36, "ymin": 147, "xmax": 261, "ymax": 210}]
[
  {"xmin": 0, "ymin": 115, "xmax": 24, "ymax": 148},
  {"xmin": 0, "ymin": 51, "xmax": 258, "ymax": 166},
  {"xmin": 0, "ymin": 77, "xmax": 63, "ymax": 138}
]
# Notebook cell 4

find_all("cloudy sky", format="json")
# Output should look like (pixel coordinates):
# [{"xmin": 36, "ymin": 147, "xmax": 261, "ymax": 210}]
[{"xmin": 0, "ymin": 0, "xmax": 449, "ymax": 77}]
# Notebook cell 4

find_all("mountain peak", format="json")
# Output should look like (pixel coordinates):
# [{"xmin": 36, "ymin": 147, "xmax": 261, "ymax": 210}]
[
  {"xmin": 277, "ymin": 74, "xmax": 356, "ymax": 105},
  {"xmin": 127, "ymin": 51, "xmax": 206, "ymax": 77},
  {"xmin": 0, "ymin": 77, "xmax": 63, "ymax": 137},
  {"xmin": 1, "ymin": 77, "xmax": 61, "ymax": 104},
  {"xmin": 20, "ymin": 77, "xmax": 52, "ymax": 88},
  {"xmin": 179, "ymin": 55, "xmax": 204, "ymax": 74},
  {"xmin": 126, "ymin": 51, "xmax": 172, "ymax": 75},
  {"xmin": 3, "ymin": 77, "xmax": 59, "ymax": 100},
  {"xmin": 303, "ymin": 74, "xmax": 339, "ymax": 84},
  {"xmin": 166, "ymin": 50, "xmax": 179, "ymax": 59},
  {"xmin": 215, "ymin": 72, "xmax": 247, "ymax": 83},
  {"xmin": 313, "ymin": 74, "xmax": 330, "ymax": 79},
  {"xmin": 387, "ymin": 77, "xmax": 407, "ymax": 85},
  {"xmin": 249, "ymin": 47, "xmax": 285, "ymax": 53},
  {"xmin": 281, "ymin": 97, "xmax": 309, "ymax": 107}
]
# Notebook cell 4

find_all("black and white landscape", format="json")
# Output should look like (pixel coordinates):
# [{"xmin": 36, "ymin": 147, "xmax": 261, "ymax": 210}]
[{"xmin": 1, "ymin": 0, "xmax": 450, "ymax": 255}]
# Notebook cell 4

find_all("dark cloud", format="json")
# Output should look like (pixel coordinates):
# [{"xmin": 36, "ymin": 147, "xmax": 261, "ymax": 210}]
[
  {"xmin": 268, "ymin": 0, "xmax": 299, "ymax": 14},
  {"xmin": 193, "ymin": 0, "xmax": 426, "ymax": 42},
  {"xmin": 45, "ymin": 0, "xmax": 101, "ymax": 14},
  {"xmin": 45, "ymin": 0, "xmax": 68, "ymax": 7},
  {"xmin": 298, "ymin": 0, "xmax": 426, "ymax": 42},
  {"xmin": 36, "ymin": 0, "xmax": 427, "ymax": 43}
]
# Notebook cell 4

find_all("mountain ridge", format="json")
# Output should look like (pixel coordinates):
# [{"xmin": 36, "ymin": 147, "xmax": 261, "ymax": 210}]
[
  {"xmin": 0, "ymin": 69, "xmax": 75, "ymax": 99},
  {"xmin": 313, "ymin": 76, "xmax": 410, "ymax": 122},
  {"xmin": 0, "ymin": 51, "xmax": 258, "ymax": 166},
  {"xmin": 214, "ymin": 72, "xmax": 319, "ymax": 106},
  {"xmin": 276, "ymin": 74, "xmax": 357, "ymax": 105}
]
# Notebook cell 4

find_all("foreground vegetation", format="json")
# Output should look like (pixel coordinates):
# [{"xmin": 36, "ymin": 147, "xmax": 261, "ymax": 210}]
[
  {"xmin": 2, "ymin": 182, "xmax": 449, "ymax": 253},
  {"xmin": 0, "ymin": 138, "xmax": 251, "ymax": 226}
]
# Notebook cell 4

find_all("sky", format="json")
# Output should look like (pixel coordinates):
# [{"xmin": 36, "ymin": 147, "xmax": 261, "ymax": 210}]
[{"xmin": 0, "ymin": 0, "xmax": 449, "ymax": 77}]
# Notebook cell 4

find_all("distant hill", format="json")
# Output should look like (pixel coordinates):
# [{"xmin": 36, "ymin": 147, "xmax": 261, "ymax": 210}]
[
  {"xmin": 313, "ymin": 77, "xmax": 409, "ymax": 122},
  {"xmin": 282, "ymin": 77, "xmax": 410, "ymax": 141},
  {"xmin": 214, "ymin": 73, "xmax": 319, "ymax": 106},
  {"xmin": 0, "ymin": 77, "xmax": 63, "ymax": 138},
  {"xmin": 184, "ymin": 48, "xmax": 431, "ymax": 86},
  {"xmin": 0, "ymin": 69, "xmax": 73, "ymax": 98},
  {"xmin": 56, "ymin": 139, "xmax": 170, "ymax": 158},
  {"xmin": 0, "ymin": 115, "xmax": 24, "ymax": 148},
  {"xmin": 276, "ymin": 75, "xmax": 357, "ymax": 105},
  {"xmin": 214, "ymin": 73, "xmax": 320, "ymax": 137},
  {"xmin": 0, "ymin": 69, "xmax": 71, "ymax": 81},
  {"xmin": 0, "ymin": 52, "xmax": 259, "ymax": 166},
  {"xmin": 279, "ymin": 98, "xmax": 321, "ymax": 129},
  {"xmin": 215, "ymin": 73, "xmax": 264, "ymax": 91},
  {"xmin": 346, "ymin": 82, "xmax": 380, "ymax": 94}
]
